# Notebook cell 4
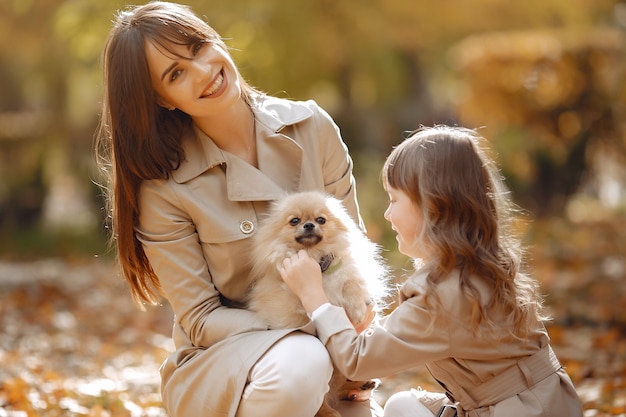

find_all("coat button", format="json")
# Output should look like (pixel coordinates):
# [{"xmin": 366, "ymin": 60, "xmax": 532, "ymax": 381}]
[{"xmin": 240, "ymin": 220, "xmax": 255, "ymax": 234}]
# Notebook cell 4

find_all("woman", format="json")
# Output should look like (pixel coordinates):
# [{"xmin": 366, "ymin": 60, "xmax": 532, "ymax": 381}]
[{"xmin": 95, "ymin": 2, "xmax": 379, "ymax": 416}]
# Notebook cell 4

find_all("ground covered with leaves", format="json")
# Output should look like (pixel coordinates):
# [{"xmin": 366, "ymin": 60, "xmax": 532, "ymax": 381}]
[
  {"xmin": 0, "ymin": 259, "xmax": 172, "ymax": 417},
  {"xmin": 1, "ymin": 219, "xmax": 625, "ymax": 416}
]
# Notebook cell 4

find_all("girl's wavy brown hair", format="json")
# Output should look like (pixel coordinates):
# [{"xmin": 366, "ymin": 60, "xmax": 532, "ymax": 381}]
[
  {"xmin": 382, "ymin": 125, "xmax": 548, "ymax": 339},
  {"xmin": 94, "ymin": 1, "xmax": 260, "ymax": 308}
]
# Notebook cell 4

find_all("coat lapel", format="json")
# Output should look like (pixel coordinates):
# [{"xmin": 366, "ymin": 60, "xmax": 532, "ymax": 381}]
[
  {"xmin": 223, "ymin": 151, "xmax": 288, "ymax": 201},
  {"xmin": 225, "ymin": 119, "xmax": 303, "ymax": 201},
  {"xmin": 172, "ymin": 95, "xmax": 311, "ymax": 202},
  {"xmin": 255, "ymin": 126, "xmax": 302, "ymax": 192}
]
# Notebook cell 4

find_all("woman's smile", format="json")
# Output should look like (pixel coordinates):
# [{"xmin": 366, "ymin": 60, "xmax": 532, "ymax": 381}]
[{"xmin": 201, "ymin": 69, "xmax": 225, "ymax": 98}]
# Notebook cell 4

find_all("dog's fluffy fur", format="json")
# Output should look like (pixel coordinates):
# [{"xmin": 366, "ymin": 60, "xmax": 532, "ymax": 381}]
[{"xmin": 247, "ymin": 191, "xmax": 389, "ymax": 417}]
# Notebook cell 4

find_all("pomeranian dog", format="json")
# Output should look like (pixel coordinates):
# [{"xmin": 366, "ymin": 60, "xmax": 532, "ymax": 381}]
[{"xmin": 247, "ymin": 190, "xmax": 389, "ymax": 417}]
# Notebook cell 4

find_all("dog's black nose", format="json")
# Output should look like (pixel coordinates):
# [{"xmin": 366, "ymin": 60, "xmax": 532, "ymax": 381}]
[{"xmin": 303, "ymin": 222, "xmax": 315, "ymax": 230}]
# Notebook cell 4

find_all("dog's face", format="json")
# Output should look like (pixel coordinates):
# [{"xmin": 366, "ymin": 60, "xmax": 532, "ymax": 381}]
[
  {"xmin": 290, "ymin": 213, "xmax": 326, "ymax": 247},
  {"xmin": 271, "ymin": 192, "xmax": 350, "ymax": 252}
]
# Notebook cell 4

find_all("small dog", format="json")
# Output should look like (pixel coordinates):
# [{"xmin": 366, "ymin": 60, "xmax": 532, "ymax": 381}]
[{"xmin": 247, "ymin": 191, "xmax": 389, "ymax": 417}]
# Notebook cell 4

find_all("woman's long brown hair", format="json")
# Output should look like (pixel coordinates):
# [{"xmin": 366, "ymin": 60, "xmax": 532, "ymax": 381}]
[
  {"xmin": 383, "ymin": 126, "xmax": 547, "ymax": 339},
  {"xmin": 95, "ymin": 2, "xmax": 259, "ymax": 308}
]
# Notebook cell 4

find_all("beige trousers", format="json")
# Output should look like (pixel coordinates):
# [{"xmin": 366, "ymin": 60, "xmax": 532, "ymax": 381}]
[
  {"xmin": 236, "ymin": 332, "xmax": 383, "ymax": 417},
  {"xmin": 383, "ymin": 388, "xmax": 448, "ymax": 417}
]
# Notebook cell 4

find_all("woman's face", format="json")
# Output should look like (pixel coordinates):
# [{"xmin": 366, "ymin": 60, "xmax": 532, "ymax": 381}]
[
  {"xmin": 384, "ymin": 186, "xmax": 425, "ymax": 259},
  {"xmin": 145, "ymin": 39, "xmax": 242, "ymax": 119}
]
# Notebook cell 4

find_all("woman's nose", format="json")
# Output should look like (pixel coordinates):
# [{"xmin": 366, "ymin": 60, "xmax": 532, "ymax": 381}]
[{"xmin": 191, "ymin": 58, "xmax": 210, "ymax": 74}]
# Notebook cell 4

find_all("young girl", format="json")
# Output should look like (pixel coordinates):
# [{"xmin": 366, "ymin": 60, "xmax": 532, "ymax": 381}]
[
  {"xmin": 279, "ymin": 126, "xmax": 583, "ymax": 417},
  {"xmin": 95, "ymin": 2, "xmax": 379, "ymax": 416}
]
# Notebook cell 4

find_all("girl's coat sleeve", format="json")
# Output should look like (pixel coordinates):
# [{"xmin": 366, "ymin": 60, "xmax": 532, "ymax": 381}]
[{"xmin": 314, "ymin": 278, "xmax": 452, "ymax": 381}]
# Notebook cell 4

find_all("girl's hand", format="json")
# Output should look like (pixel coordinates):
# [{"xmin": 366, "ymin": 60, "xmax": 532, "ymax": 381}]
[
  {"xmin": 353, "ymin": 304, "xmax": 376, "ymax": 334},
  {"xmin": 278, "ymin": 250, "xmax": 329, "ymax": 314}
]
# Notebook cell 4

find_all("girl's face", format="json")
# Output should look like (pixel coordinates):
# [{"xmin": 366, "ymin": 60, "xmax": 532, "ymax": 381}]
[
  {"xmin": 384, "ymin": 187, "xmax": 425, "ymax": 259},
  {"xmin": 145, "ymin": 40, "xmax": 242, "ymax": 119}
]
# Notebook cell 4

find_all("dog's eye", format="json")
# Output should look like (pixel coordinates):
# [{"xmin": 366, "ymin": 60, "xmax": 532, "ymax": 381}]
[
  {"xmin": 289, "ymin": 218, "xmax": 301, "ymax": 226},
  {"xmin": 316, "ymin": 217, "xmax": 326, "ymax": 225}
]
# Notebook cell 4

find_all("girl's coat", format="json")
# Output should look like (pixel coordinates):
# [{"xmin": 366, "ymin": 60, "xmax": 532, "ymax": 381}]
[{"xmin": 313, "ymin": 270, "xmax": 582, "ymax": 417}]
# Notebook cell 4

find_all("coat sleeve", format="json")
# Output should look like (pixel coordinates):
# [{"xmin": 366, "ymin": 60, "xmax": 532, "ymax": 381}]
[
  {"xmin": 313, "ymin": 281, "xmax": 452, "ymax": 381},
  {"xmin": 307, "ymin": 101, "xmax": 364, "ymax": 230},
  {"xmin": 136, "ymin": 179, "xmax": 268, "ymax": 349}
]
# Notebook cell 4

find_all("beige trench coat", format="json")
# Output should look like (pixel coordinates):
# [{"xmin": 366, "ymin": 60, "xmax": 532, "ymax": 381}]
[
  {"xmin": 135, "ymin": 96, "xmax": 362, "ymax": 417},
  {"xmin": 313, "ymin": 270, "xmax": 583, "ymax": 417}
]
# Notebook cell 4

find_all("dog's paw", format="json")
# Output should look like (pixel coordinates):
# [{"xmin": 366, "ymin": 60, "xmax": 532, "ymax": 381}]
[
  {"xmin": 335, "ymin": 378, "xmax": 380, "ymax": 401},
  {"xmin": 359, "ymin": 378, "xmax": 380, "ymax": 391}
]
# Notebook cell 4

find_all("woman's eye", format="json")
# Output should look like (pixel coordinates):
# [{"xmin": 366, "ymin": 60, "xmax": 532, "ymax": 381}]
[
  {"xmin": 170, "ymin": 68, "xmax": 183, "ymax": 82},
  {"xmin": 170, "ymin": 70, "xmax": 182, "ymax": 81},
  {"xmin": 289, "ymin": 218, "xmax": 301, "ymax": 226},
  {"xmin": 192, "ymin": 42, "xmax": 204, "ymax": 56}
]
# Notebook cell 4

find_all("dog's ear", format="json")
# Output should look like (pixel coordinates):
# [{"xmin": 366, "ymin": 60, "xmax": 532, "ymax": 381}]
[{"xmin": 325, "ymin": 196, "xmax": 358, "ymax": 229}]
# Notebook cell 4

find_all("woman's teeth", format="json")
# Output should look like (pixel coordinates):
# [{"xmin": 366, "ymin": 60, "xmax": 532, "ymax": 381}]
[{"xmin": 203, "ymin": 72, "xmax": 223, "ymax": 97}]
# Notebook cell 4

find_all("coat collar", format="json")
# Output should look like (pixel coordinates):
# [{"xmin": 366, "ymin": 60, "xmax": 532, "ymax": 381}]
[{"xmin": 171, "ymin": 95, "xmax": 313, "ymax": 201}]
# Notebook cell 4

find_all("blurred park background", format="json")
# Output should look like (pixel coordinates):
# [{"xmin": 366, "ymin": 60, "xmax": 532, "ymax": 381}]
[{"xmin": 1, "ymin": 0, "xmax": 625, "ymax": 415}]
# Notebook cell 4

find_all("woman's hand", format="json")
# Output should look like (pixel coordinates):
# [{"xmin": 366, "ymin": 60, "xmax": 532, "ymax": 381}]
[{"xmin": 278, "ymin": 250, "xmax": 329, "ymax": 315}]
